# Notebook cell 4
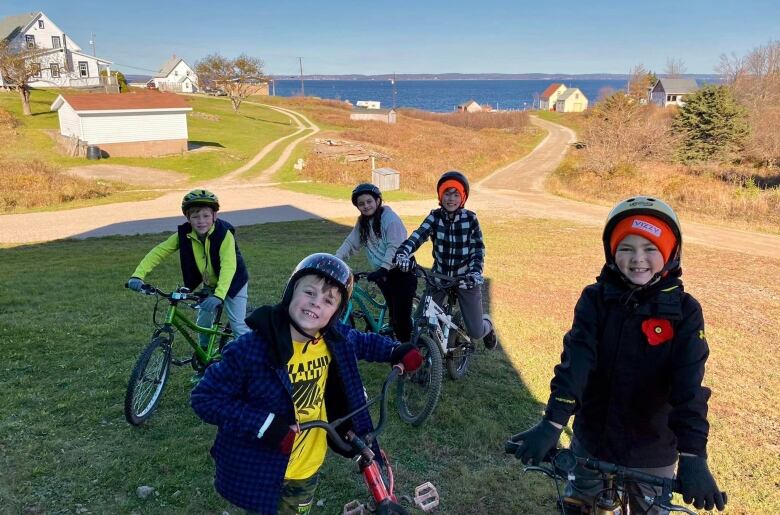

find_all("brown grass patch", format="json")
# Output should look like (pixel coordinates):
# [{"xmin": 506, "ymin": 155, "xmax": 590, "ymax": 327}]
[
  {"xmin": 400, "ymin": 109, "xmax": 531, "ymax": 132},
  {"xmin": 548, "ymin": 154, "xmax": 780, "ymax": 233},
  {"xmin": 0, "ymin": 159, "xmax": 117, "ymax": 212}
]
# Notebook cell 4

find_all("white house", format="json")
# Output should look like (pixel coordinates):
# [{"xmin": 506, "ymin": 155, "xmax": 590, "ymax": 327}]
[
  {"xmin": 555, "ymin": 88, "xmax": 589, "ymax": 112},
  {"xmin": 50, "ymin": 92, "xmax": 193, "ymax": 157},
  {"xmin": 150, "ymin": 55, "xmax": 198, "ymax": 93},
  {"xmin": 539, "ymin": 83, "xmax": 567, "ymax": 110},
  {"xmin": 456, "ymin": 99, "xmax": 482, "ymax": 112},
  {"xmin": 350, "ymin": 107, "xmax": 397, "ymax": 123},
  {"xmin": 0, "ymin": 11, "xmax": 114, "ymax": 89},
  {"xmin": 356, "ymin": 100, "xmax": 381, "ymax": 109},
  {"xmin": 649, "ymin": 78, "xmax": 698, "ymax": 107}
]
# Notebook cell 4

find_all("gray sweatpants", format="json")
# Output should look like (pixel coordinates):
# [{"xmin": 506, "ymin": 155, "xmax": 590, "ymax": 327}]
[
  {"xmin": 565, "ymin": 438, "xmax": 677, "ymax": 515},
  {"xmin": 433, "ymin": 284, "xmax": 492, "ymax": 340},
  {"xmin": 196, "ymin": 283, "xmax": 250, "ymax": 347}
]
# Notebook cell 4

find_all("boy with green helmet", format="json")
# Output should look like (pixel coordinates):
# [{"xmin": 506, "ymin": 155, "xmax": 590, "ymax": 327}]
[
  {"xmin": 127, "ymin": 189, "xmax": 250, "ymax": 341},
  {"xmin": 508, "ymin": 196, "xmax": 727, "ymax": 513}
]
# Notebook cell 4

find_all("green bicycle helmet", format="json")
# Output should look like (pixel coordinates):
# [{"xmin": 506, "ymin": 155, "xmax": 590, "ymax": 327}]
[
  {"xmin": 181, "ymin": 189, "xmax": 220, "ymax": 215},
  {"xmin": 351, "ymin": 183, "xmax": 382, "ymax": 206},
  {"xmin": 602, "ymin": 195, "xmax": 683, "ymax": 276}
]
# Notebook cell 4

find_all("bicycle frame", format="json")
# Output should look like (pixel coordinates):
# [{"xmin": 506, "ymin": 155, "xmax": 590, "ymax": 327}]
[
  {"xmin": 419, "ymin": 295, "xmax": 460, "ymax": 355},
  {"xmin": 341, "ymin": 273, "xmax": 391, "ymax": 334}
]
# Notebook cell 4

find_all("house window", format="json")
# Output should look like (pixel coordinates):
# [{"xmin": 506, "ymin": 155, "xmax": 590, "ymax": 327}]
[
  {"xmin": 50, "ymin": 63, "xmax": 60, "ymax": 78},
  {"xmin": 31, "ymin": 63, "xmax": 41, "ymax": 78},
  {"xmin": 78, "ymin": 62, "xmax": 89, "ymax": 78},
  {"xmin": 38, "ymin": 19, "xmax": 44, "ymax": 29},
  {"xmin": 670, "ymin": 95, "xmax": 677, "ymax": 102},
  {"xmin": 52, "ymin": 36, "xmax": 61, "ymax": 49},
  {"xmin": 25, "ymin": 35, "xmax": 36, "ymax": 48},
  {"xmin": 174, "ymin": 70, "xmax": 179, "ymax": 77},
  {"xmin": 186, "ymin": 70, "xmax": 190, "ymax": 76}
]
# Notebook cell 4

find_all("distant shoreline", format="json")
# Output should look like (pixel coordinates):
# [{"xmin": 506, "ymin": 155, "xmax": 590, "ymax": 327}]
[{"xmin": 269, "ymin": 74, "xmax": 720, "ymax": 81}]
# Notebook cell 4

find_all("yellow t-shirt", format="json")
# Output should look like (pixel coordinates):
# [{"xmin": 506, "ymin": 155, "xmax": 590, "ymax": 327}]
[{"xmin": 285, "ymin": 337, "xmax": 331, "ymax": 480}]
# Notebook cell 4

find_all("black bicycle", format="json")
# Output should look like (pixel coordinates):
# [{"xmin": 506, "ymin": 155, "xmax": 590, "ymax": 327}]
[
  {"xmin": 505, "ymin": 442, "xmax": 725, "ymax": 515},
  {"xmin": 396, "ymin": 266, "xmax": 475, "ymax": 426}
]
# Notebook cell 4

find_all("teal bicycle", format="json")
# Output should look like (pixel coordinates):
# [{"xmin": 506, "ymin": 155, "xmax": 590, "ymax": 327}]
[
  {"xmin": 340, "ymin": 272, "xmax": 419, "ymax": 338},
  {"xmin": 124, "ymin": 282, "xmax": 233, "ymax": 426}
]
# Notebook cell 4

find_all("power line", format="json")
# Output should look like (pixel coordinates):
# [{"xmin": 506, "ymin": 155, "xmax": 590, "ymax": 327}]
[{"xmin": 298, "ymin": 57, "xmax": 305, "ymax": 96}]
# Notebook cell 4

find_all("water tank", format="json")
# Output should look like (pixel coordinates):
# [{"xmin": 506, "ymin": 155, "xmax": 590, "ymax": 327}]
[{"xmin": 86, "ymin": 145, "xmax": 101, "ymax": 160}]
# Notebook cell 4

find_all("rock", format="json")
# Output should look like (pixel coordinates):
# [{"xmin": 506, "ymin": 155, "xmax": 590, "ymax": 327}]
[{"xmin": 136, "ymin": 486, "xmax": 155, "ymax": 499}]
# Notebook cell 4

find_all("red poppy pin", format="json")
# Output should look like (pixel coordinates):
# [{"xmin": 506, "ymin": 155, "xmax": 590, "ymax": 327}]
[{"xmin": 641, "ymin": 318, "xmax": 674, "ymax": 346}]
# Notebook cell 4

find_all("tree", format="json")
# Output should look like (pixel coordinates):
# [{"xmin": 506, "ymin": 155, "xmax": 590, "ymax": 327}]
[
  {"xmin": 195, "ymin": 53, "xmax": 264, "ymax": 112},
  {"xmin": 100, "ymin": 69, "xmax": 128, "ymax": 92},
  {"xmin": 672, "ymin": 85, "xmax": 749, "ymax": 163},
  {"xmin": 627, "ymin": 64, "xmax": 655, "ymax": 101},
  {"xmin": 0, "ymin": 40, "xmax": 47, "ymax": 115},
  {"xmin": 664, "ymin": 57, "xmax": 687, "ymax": 78}
]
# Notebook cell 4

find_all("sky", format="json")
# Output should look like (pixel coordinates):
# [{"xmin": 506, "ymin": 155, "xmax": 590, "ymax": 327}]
[{"xmin": 4, "ymin": 0, "xmax": 779, "ymax": 76}]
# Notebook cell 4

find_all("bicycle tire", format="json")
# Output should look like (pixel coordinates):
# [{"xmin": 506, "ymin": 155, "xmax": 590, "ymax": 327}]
[
  {"xmin": 396, "ymin": 332, "xmax": 443, "ymax": 426},
  {"xmin": 445, "ymin": 307, "xmax": 472, "ymax": 380},
  {"xmin": 124, "ymin": 336, "xmax": 172, "ymax": 426}
]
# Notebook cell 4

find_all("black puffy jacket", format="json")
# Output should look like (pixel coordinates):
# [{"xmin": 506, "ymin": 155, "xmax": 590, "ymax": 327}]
[{"xmin": 544, "ymin": 266, "xmax": 711, "ymax": 467}]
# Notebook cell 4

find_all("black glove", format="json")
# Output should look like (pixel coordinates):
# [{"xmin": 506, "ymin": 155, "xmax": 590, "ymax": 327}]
[
  {"xmin": 507, "ymin": 419, "xmax": 563, "ymax": 465},
  {"xmin": 677, "ymin": 455, "xmax": 727, "ymax": 511},
  {"xmin": 367, "ymin": 267, "xmax": 389, "ymax": 284}
]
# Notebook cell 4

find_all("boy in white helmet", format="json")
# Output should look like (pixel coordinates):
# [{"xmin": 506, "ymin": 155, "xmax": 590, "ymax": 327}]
[{"xmin": 508, "ymin": 196, "xmax": 726, "ymax": 514}]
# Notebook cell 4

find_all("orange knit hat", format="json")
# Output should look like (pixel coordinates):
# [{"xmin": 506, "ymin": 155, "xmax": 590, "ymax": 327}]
[
  {"xmin": 609, "ymin": 215, "xmax": 678, "ymax": 263},
  {"xmin": 438, "ymin": 179, "xmax": 467, "ymax": 206}
]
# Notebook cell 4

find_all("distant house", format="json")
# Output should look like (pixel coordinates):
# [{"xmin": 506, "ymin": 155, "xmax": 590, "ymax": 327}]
[
  {"xmin": 0, "ymin": 11, "xmax": 114, "ymax": 90},
  {"xmin": 151, "ymin": 55, "xmax": 198, "ymax": 93},
  {"xmin": 456, "ymin": 100, "xmax": 482, "ymax": 113},
  {"xmin": 50, "ymin": 92, "xmax": 192, "ymax": 157},
  {"xmin": 356, "ymin": 100, "xmax": 381, "ymax": 109},
  {"xmin": 555, "ymin": 88, "xmax": 588, "ymax": 112},
  {"xmin": 350, "ymin": 107, "xmax": 397, "ymax": 124},
  {"xmin": 649, "ymin": 78, "xmax": 698, "ymax": 107},
  {"xmin": 539, "ymin": 83, "xmax": 567, "ymax": 110}
]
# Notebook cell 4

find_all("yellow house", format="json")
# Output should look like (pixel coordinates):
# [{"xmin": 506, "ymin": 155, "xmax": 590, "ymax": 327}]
[
  {"xmin": 555, "ymin": 88, "xmax": 588, "ymax": 112},
  {"xmin": 539, "ymin": 83, "xmax": 567, "ymax": 110}
]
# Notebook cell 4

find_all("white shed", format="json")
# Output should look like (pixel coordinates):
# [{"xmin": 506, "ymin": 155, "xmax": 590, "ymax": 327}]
[{"xmin": 50, "ymin": 92, "xmax": 192, "ymax": 157}]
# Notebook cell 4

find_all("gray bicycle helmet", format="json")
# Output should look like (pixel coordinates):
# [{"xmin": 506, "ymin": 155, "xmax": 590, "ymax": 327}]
[
  {"xmin": 351, "ymin": 183, "xmax": 382, "ymax": 206},
  {"xmin": 282, "ymin": 253, "xmax": 354, "ymax": 320}
]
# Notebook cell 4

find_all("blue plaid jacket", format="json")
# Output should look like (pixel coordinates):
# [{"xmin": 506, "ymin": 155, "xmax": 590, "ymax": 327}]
[{"xmin": 190, "ymin": 304, "xmax": 397, "ymax": 513}]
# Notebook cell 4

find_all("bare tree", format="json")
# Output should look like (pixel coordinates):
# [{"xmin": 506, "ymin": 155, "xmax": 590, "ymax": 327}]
[
  {"xmin": 627, "ymin": 64, "xmax": 656, "ymax": 101},
  {"xmin": 0, "ymin": 41, "xmax": 48, "ymax": 115},
  {"xmin": 195, "ymin": 53, "xmax": 265, "ymax": 112},
  {"xmin": 664, "ymin": 57, "xmax": 687, "ymax": 78}
]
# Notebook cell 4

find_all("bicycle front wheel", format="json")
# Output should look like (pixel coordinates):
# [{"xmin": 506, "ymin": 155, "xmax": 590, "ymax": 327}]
[
  {"xmin": 124, "ymin": 336, "xmax": 172, "ymax": 426},
  {"xmin": 396, "ymin": 332, "xmax": 443, "ymax": 426}
]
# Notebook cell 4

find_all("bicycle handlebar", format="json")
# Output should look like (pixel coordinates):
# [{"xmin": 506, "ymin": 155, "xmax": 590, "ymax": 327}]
[
  {"xmin": 124, "ymin": 282, "xmax": 209, "ymax": 302},
  {"xmin": 299, "ymin": 366, "xmax": 403, "ymax": 457},
  {"xmin": 412, "ymin": 265, "xmax": 462, "ymax": 290}
]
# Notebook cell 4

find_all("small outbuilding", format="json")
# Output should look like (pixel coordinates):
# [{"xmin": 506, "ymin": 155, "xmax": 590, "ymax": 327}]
[
  {"xmin": 555, "ymin": 88, "xmax": 589, "ymax": 112},
  {"xmin": 350, "ymin": 107, "xmax": 397, "ymax": 123},
  {"xmin": 50, "ymin": 92, "xmax": 192, "ymax": 157},
  {"xmin": 456, "ymin": 99, "xmax": 482, "ymax": 112}
]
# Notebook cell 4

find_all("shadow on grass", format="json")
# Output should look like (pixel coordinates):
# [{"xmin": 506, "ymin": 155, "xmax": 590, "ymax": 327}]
[
  {"xmin": 188, "ymin": 140, "xmax": 225, "ymax": 150},
  {"xmin": 240, "ymin": 114, "xmax": 295, "ymax": 126},
  {"xmin": 4, "ymin": 215, "xmax": 542, "ymax": 514}
]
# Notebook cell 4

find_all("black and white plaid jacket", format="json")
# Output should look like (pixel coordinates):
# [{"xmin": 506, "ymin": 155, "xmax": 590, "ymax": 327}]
[{"xmin": 396, "ymin": 208, "xmax": 485, "ymax": 277}]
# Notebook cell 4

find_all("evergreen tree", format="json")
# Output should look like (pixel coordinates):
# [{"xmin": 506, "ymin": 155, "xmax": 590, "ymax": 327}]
[{"xmin": 672, "ymin": 85, "xmax": 749, "ymax": 163}]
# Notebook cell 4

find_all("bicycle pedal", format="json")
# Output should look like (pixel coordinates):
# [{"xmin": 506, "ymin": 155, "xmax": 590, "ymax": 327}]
[
  {"xmin": 343, "ymin": 499, "xmax": 367, "ymax": 515},
  {"xmin": 413, "ymin": 482, "xmax": 440, "ymax": 512}
]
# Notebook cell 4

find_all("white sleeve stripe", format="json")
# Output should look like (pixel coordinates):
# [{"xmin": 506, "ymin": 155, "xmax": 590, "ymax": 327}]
[{"xmin": 257, "ymin": 413, "xmax": 275, "ymax": 439}]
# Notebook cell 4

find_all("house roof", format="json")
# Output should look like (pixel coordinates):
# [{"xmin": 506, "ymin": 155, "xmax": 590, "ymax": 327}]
[
  {"xmin": 654, "ymin": 78, "xmax": 698, "ymax": 95},
  {"xmin": 558, "ymin": 88, "xmax": 585, "ymax": 101},
  {"xmin": 51, "ymin": 92, "xmax": 192, "ymax": 113},
  {"xmin": 540, "ymin": 83, "xmax": 564, "ymax": 100},
  {"xmin": 457, "ymin": 99, "xmax": 480, "ymax": 107},
  {"xmin": 158, "ymin": 56, "xmax": 184, "ymax": 77},
  {"xmin": 0, "ymin": 12, "xmax": 37, "ymax": 42},
  {"xmin": 352, "ymin": 107, "xmax": 394, "ymax": 114}
]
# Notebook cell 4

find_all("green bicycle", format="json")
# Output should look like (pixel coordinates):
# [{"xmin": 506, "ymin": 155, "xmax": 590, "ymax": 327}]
[
  {"xmin": 340, "ymin": 272, "xmax": 419, "ymax": 338},
  {"xmin": 124, "ymin": 282, "xmax": 233, "ymax": 426}
]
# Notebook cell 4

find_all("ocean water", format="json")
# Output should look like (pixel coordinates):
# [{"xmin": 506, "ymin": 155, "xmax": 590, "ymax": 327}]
[{"xmin": 272, "ymin": 79, "xmax": 628, "ymax": 112}]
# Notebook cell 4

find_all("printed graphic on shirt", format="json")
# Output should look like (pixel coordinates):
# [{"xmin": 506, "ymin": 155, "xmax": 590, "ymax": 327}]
[{"xmin": 285, "ymin": 340, "xmax": 331, "ymax": 480}]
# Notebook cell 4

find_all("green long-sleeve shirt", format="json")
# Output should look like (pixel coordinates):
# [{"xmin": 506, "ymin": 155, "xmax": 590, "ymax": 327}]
[{"xmin": 132, "ymin": 225, "xmax": 238, "ymax": 300}]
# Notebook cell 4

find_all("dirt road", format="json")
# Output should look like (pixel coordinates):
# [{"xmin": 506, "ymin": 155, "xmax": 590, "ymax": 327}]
[{"xmin": 2, "ymin": 112, "xmax": 778, "ymax": 259}]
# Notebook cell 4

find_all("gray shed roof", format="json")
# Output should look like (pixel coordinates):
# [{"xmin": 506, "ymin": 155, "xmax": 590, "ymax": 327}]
[
  {"xmin": 557, "ymin": 88, "xmax": 585, "ymax": 101},
  {"xmin": 0, "ymin": 12, "xmax": 36, "ymax": 42},
  {"xmin": 352, "ymin": 107, "xmax": 394, "ymax": 114},
  {"xmin": 158, "ymin": 56, "xmax": 183, "ymax": 77},
  {"xmin": 654, "ymin": 78, "xmax": 698, "ymax": 95}
]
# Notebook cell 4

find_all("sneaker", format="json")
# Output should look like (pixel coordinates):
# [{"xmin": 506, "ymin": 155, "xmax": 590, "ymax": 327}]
[{"xmin": 482, "ymin": 315, "xmax": 498, "ymax": 350}]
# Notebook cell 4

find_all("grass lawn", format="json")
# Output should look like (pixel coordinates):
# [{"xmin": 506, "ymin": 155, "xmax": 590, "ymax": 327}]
[
  {"xmin": 2, "ymin": 216, "xmax": 777, "ymax": 514},
  {"xmin": 0, "ymin": 90, "xmax": 297, "ymax": 181},
  {"xmin": 532, "ymin": 110, "xmax": 585, "ymax": 135}
]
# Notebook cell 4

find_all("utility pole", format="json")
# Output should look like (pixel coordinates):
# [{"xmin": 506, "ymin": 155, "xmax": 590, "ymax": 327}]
[
  {"xmin": 298, "ymin": 57, "xmax": 305, "ymax": 96},
  {"xmin": 89, "ymin": 32, "xmax": 96, "ymax": 56},
  {"xmin": 391, "ymin": 72, "xmax": 396, "ymax": 109}
]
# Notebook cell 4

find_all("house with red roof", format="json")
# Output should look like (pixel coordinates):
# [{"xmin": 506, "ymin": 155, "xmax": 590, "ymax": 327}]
[
  {"xmin": 539, "ymin": 83, "xmax": 567, "ymax": 111},
  {"xmin": 50, "ymin": 92, "xmax": 193, "ymax": 157}
]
